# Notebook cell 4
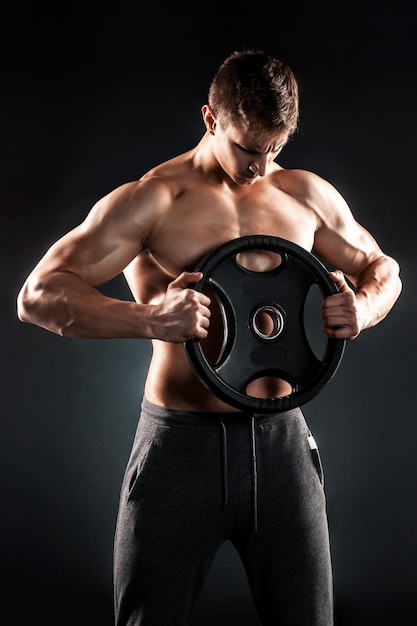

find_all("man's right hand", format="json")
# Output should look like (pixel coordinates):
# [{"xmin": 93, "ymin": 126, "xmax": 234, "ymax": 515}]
[{"xmin": 151, "ymin": 272, "xmax": 211, "ymax": 343}]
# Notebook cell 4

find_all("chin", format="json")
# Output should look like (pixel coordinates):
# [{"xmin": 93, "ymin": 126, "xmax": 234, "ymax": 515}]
[{"xmin": 235, "ymin": 174, "xmax": 257, "ymax": 185}]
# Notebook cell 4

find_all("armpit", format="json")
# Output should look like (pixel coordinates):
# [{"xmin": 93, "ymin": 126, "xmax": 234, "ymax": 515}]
[{"xmin": 123, "ymin": 248, "xmax": 174, "ymax": 304}]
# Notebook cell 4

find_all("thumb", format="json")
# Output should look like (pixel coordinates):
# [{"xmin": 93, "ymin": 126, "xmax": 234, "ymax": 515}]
[
  {"xmin": 328, "ymin": 270, "xmax": 351, "ymax": 293},
  {"xmin": 169, "ymin": 271, "xmax": 203, "ymax": 290}
]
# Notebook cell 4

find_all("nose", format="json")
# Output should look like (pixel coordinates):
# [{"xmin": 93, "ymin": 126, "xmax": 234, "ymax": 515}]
[{"xmin": 248, "ymin": 155, "xmax": 267, "ymax": 176}]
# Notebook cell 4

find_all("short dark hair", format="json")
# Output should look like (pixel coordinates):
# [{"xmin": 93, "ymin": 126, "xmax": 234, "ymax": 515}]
[{"xmin": 208, "ymin": 50, "xmax": 299, "ymax": 136}]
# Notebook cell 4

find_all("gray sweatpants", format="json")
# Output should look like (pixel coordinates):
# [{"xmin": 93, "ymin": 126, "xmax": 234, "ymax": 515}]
[{"xmin": 114, "ymin": 399, "xmax": 333, "ymax": 626}]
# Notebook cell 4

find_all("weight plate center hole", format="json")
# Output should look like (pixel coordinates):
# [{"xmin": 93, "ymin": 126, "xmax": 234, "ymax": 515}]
[{"xmin": 251, "ymin": 305, "xmax": 285, "ymax": 340}]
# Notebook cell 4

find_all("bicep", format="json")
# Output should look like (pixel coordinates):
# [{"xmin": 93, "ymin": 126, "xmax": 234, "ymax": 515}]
[
  {"xmin": 35, "ymin": 177, "xmax": 169, "ymax": 286},
  {"xmin": 312, "ymin": 186, "xmax": 384, "ymax": 280},
  {"xmin": 31, "ymin": 185, "xmax": 151, "ymax": 286},
  {"xmin": 38, "ymin": 224, "xmax": 142, "ymax": 286}
]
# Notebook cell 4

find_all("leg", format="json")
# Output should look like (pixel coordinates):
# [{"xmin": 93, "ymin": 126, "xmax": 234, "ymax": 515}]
[
  {"xmin": 114, "ymin": 401, "xmax": 236, "ymax": 626},
  {"xmin": 234, "ymin": 411, "xmax": 333, "ymax": 626}
]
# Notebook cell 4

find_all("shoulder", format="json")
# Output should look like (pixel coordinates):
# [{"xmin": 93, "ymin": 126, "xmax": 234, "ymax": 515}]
[
  {"xmin": 274, "ymin": 167, "xmax": 353, "ymax": 225},
  {"xmin": 140, "ymin": 150, "xmax": 196, "ymax": 193},
  {"xmin": 84, "ymin": 152, "xmax": 195, "ymax": 233},
  {"xmin": 100, "ymin": 157, "xmax": 190, "ymax": 210},
  {"xmin": 275, "ymin": 168, "xmax": 345, "ymax": 203}
]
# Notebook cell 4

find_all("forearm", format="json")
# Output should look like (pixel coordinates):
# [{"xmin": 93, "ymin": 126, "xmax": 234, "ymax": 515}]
[
  {"xmin": 17, "ymin": 271, "xmax": 154, "ymax": 339},
  {"xmin": 355, "ymin": 255, "xmax": 402, "ymax": 330}
]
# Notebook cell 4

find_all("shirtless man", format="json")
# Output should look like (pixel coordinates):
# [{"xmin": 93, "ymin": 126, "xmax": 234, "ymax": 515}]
[{"xmin": 17, "ymin": 50, "xmax": 401, "ymax": 625}]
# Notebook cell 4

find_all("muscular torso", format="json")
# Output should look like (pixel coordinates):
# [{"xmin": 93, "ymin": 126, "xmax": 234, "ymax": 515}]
[
  {"xmin": 123, "ymin": 154, "xmax": 320, "ymax": 412},
  {"xmin": 18, "ymin": 131, "xmax": 398, "ymax": 411}
]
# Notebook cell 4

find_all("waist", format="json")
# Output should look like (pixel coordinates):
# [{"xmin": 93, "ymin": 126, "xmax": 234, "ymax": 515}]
[
  {"xmin": 141, "ymin": 397, "xmax": 302, "ymax": 428},
  {"xmin": 145, "ymin": 344, "xmax": 293, "ymax": 413}
]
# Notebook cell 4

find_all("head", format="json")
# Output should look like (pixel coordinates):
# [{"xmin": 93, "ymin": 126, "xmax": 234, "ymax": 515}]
[
  {"xmin": 208, "ymin": 49, "xmax": 299, "ymax": 137},
  {"xmin": 204, "ymin": 50, "xmax": 299, "ymax": 184}
]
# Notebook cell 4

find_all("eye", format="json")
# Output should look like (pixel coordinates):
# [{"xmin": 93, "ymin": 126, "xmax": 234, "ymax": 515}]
[{"xmin": 237, "ymin": 145, "xmax": 257, "ymax": 155}]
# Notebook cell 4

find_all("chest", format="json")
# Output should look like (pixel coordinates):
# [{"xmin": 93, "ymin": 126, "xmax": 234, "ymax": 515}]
[{"xmin": 149, "ymin": 187, "xmax": 316, "ymax": 277}]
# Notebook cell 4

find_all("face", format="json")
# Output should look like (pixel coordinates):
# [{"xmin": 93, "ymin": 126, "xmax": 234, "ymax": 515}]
[{"xmin": 203, "ymin": 106, "xmax": 289, "ymax": 185}]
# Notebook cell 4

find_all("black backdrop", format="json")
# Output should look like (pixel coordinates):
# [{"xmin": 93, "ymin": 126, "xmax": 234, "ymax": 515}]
[{"xmin": 2, "ymin": 1, "xmax": 416, "ymax": 624}]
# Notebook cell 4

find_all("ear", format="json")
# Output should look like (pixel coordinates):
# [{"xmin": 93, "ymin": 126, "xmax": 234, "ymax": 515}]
[{"xmin": 202, "ymin": 105, "xmax": 217, "ymax": 134}]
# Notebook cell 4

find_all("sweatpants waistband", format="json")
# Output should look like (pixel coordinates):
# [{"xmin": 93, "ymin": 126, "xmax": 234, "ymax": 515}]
[{"xmin": 140, "ymin": 398, "xmax": 302, "ymax": 429}]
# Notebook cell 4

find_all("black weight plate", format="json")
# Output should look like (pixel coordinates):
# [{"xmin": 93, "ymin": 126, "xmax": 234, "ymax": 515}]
[{"xmin": 184, "ymin": 235, "xmax": 346, "ymax": 413}]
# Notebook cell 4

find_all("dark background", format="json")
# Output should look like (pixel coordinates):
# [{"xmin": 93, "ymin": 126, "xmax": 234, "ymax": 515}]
[{"xmin": 2, "ymin": 1, "xmax": 416, "ymax": 624}]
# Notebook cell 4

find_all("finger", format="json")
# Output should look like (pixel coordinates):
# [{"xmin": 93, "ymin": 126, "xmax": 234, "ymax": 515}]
[
  {"xmin": 322, "ymin": 298, "xmax": 359, "ymax": 338},
  {"xmin": 199, "ymin": 315, "xmax": 211, "ymax": 331},
  {"xmin": 200, "ymin": 303, "xmax": 211, "ymax": 319},
  {"xmin": 322, "ymin": 289, "xmax": 356, "ymax": 314},
  {"xmin": 169, "ymin": 271, "xmax": 203, "ymax": 290},
  {"xmin": 322, "ymin": 325, "xmax": 352, "ymax": 340},
  {"xmin": 190, "ymin": 310, "xmax": 211, "ymax": 338},
  {"xmin": 181, "ymin": 287, "xmax": 211, "ymax": 312},
  {"xmin": 323, "ymin": 314, "xmax": 352, "ymax": 329},
  {"xmin": 328, "ymin": 270, "xmax": 352, "ymax": 293}
]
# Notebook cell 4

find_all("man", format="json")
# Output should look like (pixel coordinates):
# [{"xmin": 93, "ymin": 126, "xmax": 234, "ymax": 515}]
[{"xmin": 17, "ymin": 50, "xmax": 401, "ymax": 625}]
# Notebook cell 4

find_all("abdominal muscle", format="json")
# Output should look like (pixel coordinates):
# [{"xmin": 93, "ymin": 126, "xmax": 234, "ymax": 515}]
[
  {"xmin": 144, "ymin": 341, "xmax": 236, "ymax": 412},
  {"xmin": 144, "ymin": 331, "xmax": 293, "ymax": 413}
]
